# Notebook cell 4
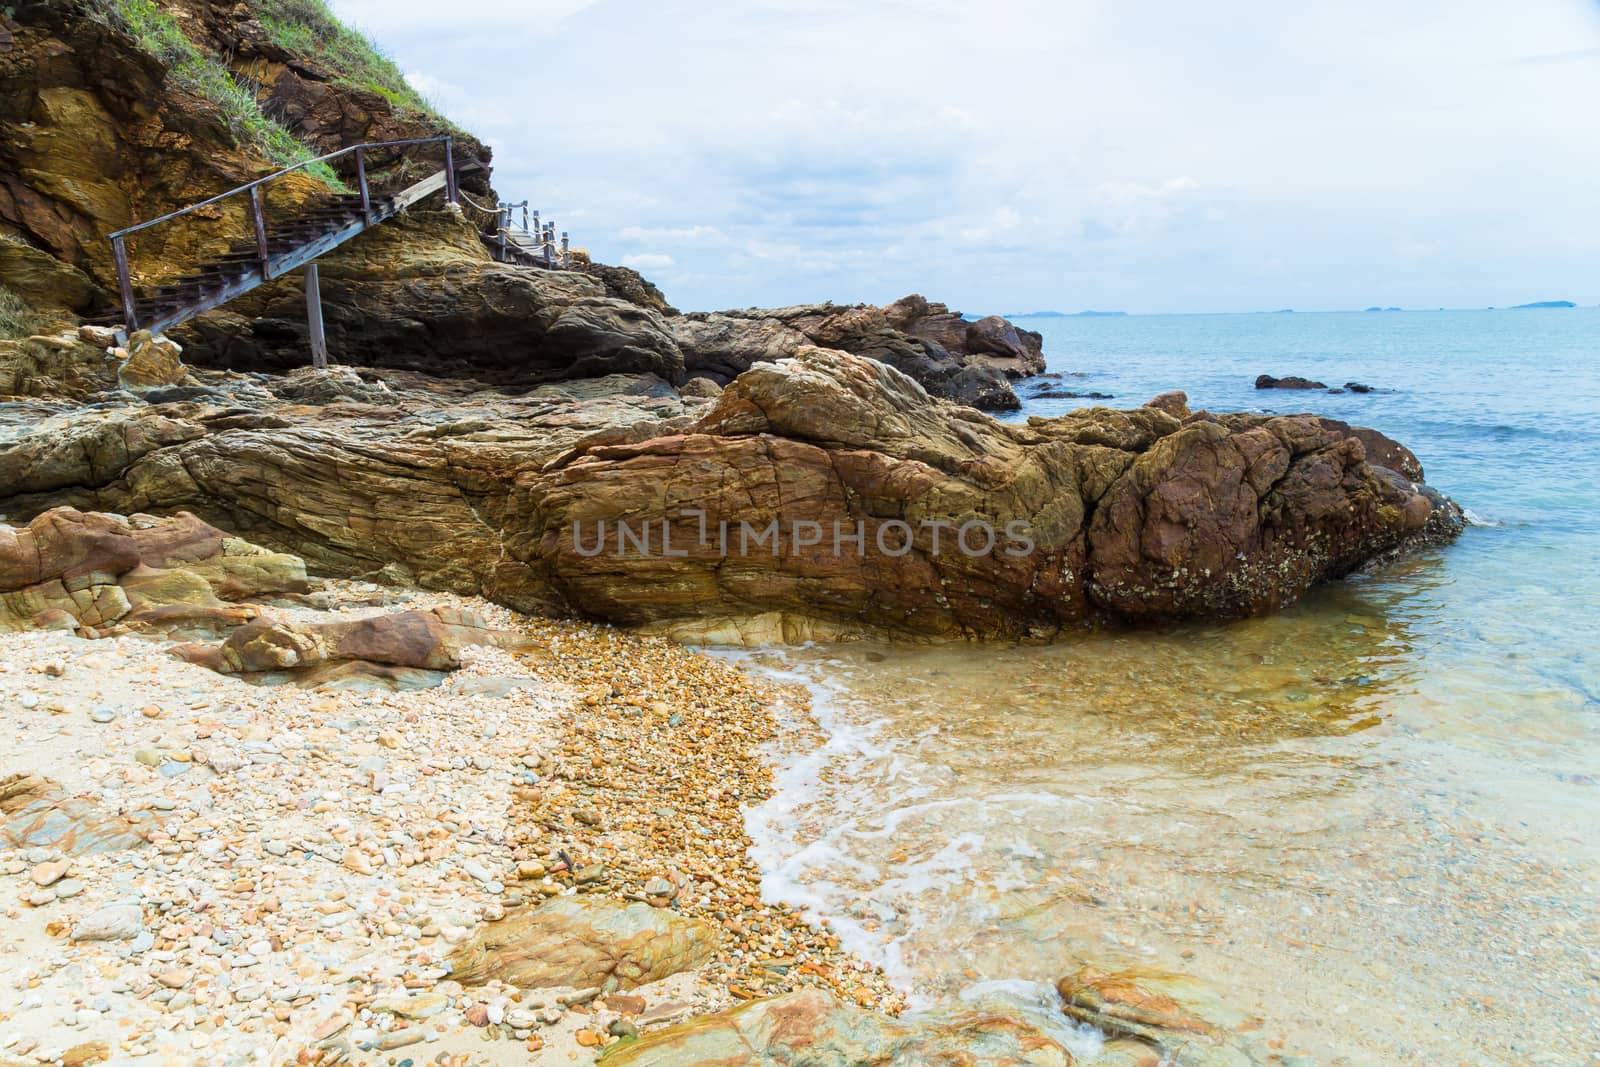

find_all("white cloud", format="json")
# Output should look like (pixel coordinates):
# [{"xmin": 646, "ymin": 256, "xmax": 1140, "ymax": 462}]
[
  {"xmin": 327, "ymin": 0, "xmax": 1600, "ymax": 313},
  {"xmin": 621, "ymin": 253, "xmax": 676, "ymax": 271},
  {"xmin": 618, "ymin": 225, "xmax": 725, "ymax": 244}
]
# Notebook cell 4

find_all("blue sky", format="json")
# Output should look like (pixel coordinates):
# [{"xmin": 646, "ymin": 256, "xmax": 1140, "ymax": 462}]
[{"xmin": 329, "ymin": 0, "xmax": 1600, "ymax": 314}]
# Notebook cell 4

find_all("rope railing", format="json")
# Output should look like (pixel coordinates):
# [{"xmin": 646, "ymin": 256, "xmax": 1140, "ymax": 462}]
[{"xmin": 458, "ymin": 185, "xmax": 572, "ymax": 270}]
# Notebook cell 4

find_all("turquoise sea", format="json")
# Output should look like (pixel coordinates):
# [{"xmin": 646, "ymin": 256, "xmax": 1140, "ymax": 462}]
[{"xmin": 741, "ymin": 307, "xmax": 1600, "ymax": 1065}]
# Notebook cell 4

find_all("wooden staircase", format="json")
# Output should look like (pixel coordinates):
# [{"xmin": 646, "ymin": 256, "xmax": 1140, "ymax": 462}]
[{"xmin": 107, "ymin": 136, "xmax": 469, "ymax": 344}]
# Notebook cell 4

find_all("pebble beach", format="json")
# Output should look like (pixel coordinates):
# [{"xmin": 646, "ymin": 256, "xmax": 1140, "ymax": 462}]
[{"xmin": 0, "ymin": 582, "xmax": 895, "ymax": 1067}]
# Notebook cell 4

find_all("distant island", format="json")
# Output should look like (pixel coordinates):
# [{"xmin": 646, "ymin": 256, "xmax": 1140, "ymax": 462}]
[
  {"xmin": 1007, "ymin": 310, "xmax": 1129, "ymax": 318},
  {"xmin": 1510, "ymin": 300, "xmax": 1576, "ymax": 309},
  {"xmin": 1364, "ymin": 306, "xmax": 1403, "ymax": 312}
]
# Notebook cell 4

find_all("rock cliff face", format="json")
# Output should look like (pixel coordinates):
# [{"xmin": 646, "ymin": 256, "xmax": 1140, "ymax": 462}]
[
  {"xmin": 0, "ymin": 0, "xmax": 484, "ymax": 308},
  {"xmin": 0, "ymin": 349, "xmax": 1460, "ymax": 642}
]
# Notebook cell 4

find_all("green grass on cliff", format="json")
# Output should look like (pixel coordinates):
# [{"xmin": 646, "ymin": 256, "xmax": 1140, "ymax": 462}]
[
  {"xmin": 90, "ymin": 0, "xmax": 342, "ymax": 186},
  {"xmin": 0, "ymin": 284, "xmax": 42, "ymax": 341},
  {"xmin": 254, "ymin": 0, "xmax": 440, "ymax": 119}
]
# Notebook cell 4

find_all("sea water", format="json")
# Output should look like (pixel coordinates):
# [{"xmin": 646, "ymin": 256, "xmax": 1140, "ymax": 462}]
[{"xmin": 742, "ymin": 308, "xmax": 1600, "ymax": 1065}]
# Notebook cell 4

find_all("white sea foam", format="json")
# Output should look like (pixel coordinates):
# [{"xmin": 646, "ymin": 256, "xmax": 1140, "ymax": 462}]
[
  {"xmin": 718, "ymin": 645, "xmax": 1117, "ymax": 1032},
  {"xmin": 1462, "ymin": 507, "xmax": 1503, "ymax": 527}
]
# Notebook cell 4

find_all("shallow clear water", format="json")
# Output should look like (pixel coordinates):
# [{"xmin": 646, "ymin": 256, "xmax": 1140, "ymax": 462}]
[{"xmin": 741, "ymin": 308, "xmax": 1600, "ymax": 1065}]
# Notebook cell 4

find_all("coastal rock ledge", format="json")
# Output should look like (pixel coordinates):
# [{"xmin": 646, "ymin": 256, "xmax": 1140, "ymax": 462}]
[{"xmin": 0, "ymin": 348, "xmax": 1460, "ymax": 641}]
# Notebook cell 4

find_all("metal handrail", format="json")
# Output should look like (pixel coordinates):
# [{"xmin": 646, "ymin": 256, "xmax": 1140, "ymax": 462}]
[{"xmin": 108, "ymin": 135, "xmax": 459, "ymax": 332}]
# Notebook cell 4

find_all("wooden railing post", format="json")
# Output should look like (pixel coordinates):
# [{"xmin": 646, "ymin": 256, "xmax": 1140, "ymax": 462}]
[
  {"xmin": 305, "ymin": 262, "xmax": 328, "ymax": 372},
  {"xmin": 249, "ymin": 185, "xmax": 271, "ymax": 279},
  {"xmin": 561, "ymin": 231, "xmax": 569, "ymax": 267},
  {"xmin": 542, "ymin": 223, "xmax": 554, "ymax": 267},
  {"xmin": 442, "ymin": 136, "xmax": 458, "ymax": 204},
  {"xmin": 112, "ymin": 234, "xmax": 138, "ymax": 333},
  {"xmin": 355, "ymin": 146, "xmax": 372, "ymax": 225},
  {"xmin": 498, "ymin": 203, "xmax": 508, "ymax": 261}
]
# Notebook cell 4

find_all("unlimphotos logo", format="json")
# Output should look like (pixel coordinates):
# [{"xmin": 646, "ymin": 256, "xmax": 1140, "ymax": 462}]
[{"xmin": 572, "ymin": 509, "xmax": 1035, "ymax": 559}]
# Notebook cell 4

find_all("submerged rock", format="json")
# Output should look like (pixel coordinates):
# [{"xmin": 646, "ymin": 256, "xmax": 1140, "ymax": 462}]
[
  {"xmin": 1254, "ymin": 374, "xmax": 1327, "ymax": 390},
  {"xmin": 601, "ymin": 987, "xmax": 1072, "ymax": 1066},
  {"xmin": 1056, "ymin": 966, "xmax": 1263, "ymax": 1066},
  {"xmin": 447, "ymin": 897, "xmax": 716, "ymax": 990}
]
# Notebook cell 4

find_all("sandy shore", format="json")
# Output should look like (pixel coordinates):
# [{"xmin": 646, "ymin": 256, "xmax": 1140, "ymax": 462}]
[{"xmin": 0, "ymin": 581, "xmax": 895, "ymax": 1066}]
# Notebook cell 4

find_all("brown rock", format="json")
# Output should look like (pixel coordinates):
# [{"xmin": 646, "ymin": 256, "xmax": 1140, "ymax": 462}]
[
  {"xmin": 0, "ymin": 349, "xmax": 1460, "ymax": 640},
  {"xmin": 1, "ymin": 773, "xmax": 149, "ymax": 855},
  {"xmin": 116, "ymin": 331, "xmax": 188, "ymax": 389},
  {"xmin": 446, "ymin": 896, "xmax": 716, "ymax": 991},
  {"xmin": 672, "ymin": 295, "xmax": 1037, "ymax": 411},
  {"xmin": 0, "ymin": 508, "xmax": 306, "ymax": 633},
  {"xmin": 1056, "ymin": 966, "xmax": 1262, "ymax": 1066},
  {"xmin": 1254, "ymin": 374, "xmax": 1326, "ymax": 390},
  {"xmin": 1144, "ymin": 390, "xmax": 1190, "ymax": 418}
]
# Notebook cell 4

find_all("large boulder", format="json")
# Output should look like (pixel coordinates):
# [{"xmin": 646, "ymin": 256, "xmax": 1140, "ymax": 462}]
[
  {"xmin": 599, "ymin": 987, "xmax": 1072, "ymax": 1067},
  {"xmin": 0, "ymin": 507, "xmax": 307, "ymax": 633},
  {"xmin": 0, "ymin": 349, "xmax": 1461, "ymax": 641},
  {"xmin": 174, "ymin": 605, "xmax": 525, "ymax": 674},
  {"xmin": 1, "ymin": 774, "xmax": 151, "ymax": 856},
  {"xmin": 0, "ymin": 330, "xmax": 116, "ymax": 397}
]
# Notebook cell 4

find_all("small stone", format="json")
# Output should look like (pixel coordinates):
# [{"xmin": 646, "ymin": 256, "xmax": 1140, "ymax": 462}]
[
  {"xmin": 605, "ymin": 994, "xmax": 646, "ymax": 1015},
  {"xmin": 30, "ymin": 860, "xmax": 70, "ymax": 887},
  {"xmin": 374, "ymin": 1029, "xmax": 424, "ymax": 1051},
  {"xmin": 53, "ymin": 879, "xmax": 84, "ymax": 900},
  {"xmin": 370, "ymin": 992, "xmax": 448, "ymax": 1019},
  {"xmin": 89, "ymin": 708, "xmax": 116, "ymax": 724},
  {"xmin": 463, "ymin": 1003, "xmax": 490, "ymax": 1027},
  {"xmin": 156, "ymin": 968, "xmax": 192, "ymax": 989},
  {"xmin": 608, "ymin": 1019, "xmax": 638, "ymax": 1038}
]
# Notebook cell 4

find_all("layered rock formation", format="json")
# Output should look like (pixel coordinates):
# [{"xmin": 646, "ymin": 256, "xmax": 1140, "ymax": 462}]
[
  {"xmin": 673, "ymin": 294, "xmax": 1044, "ymax": 410},
  {"xmin": 0, "ymin": 348, "xmax": 1461, "ymax": 642},
  {"xmin": 0, "ymin": 507, "xmax": 306, "ymax": 634}
]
